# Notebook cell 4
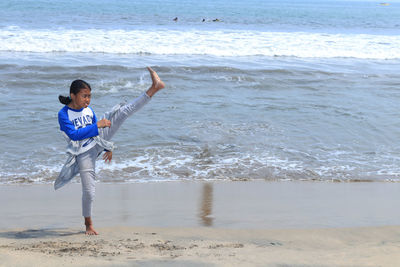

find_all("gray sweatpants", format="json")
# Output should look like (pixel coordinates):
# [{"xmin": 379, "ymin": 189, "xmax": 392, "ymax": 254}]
[{"xmin": 77, "ymin": 92, "xmax": 150, "ymax": 218}]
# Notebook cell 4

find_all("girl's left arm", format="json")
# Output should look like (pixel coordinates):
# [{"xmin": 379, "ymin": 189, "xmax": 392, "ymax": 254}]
[{"xmin": 103, "ymin": 150, "xmax": 113, "ymax": 163}]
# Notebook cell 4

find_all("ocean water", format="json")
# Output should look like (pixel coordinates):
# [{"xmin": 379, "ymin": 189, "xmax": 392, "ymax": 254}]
[{"xmin": 1, "ymin": 0, "xmax": 400, "ymax": 184}]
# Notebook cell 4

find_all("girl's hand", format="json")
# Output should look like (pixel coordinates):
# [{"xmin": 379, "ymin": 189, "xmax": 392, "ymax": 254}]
[
  {"xmin": 97, "ymin": 119, "xmax": 111, "ymax": 128},
  {"xmin": 103, "ymin": 151, "xmax": 112, "ymax": 163}
]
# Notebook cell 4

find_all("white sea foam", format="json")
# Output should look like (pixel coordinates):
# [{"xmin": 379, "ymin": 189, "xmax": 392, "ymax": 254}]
[
  {"xmin": 1, "ymin": 27, "xmax": 400, "ymax": 59},
  {"xmin": 2, "ymin": 148, "xmax": 400, "ymax": 184}
]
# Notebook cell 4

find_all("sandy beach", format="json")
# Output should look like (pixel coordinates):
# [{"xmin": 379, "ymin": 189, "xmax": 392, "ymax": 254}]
[
  {"xmin": 1, "ymin": 225, "xmax": 400, "ymax": 267},
  {"xmin": 1, "ymin": 181, "xmax": 400, "ymax": 266}
]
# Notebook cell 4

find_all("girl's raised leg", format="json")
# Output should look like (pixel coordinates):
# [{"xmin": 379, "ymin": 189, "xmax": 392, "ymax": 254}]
[{"xmin": 98, "ymin": 67, "xmax": 165, "ymax": 141}]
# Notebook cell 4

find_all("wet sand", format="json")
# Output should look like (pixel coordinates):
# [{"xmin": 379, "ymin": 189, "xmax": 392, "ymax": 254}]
[
  {"xmin": 1, "ymin": 181, "xmax": 400, "ymax": 229},
  {"xmin": 1, "ymin": 181, "xmax": 400, "ymax": 266}
]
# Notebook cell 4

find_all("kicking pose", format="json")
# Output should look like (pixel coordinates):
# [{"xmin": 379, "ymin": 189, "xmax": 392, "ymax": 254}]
[{"xmin": 56, "ymin": 67, "xmax": 165, "ymax": 235}]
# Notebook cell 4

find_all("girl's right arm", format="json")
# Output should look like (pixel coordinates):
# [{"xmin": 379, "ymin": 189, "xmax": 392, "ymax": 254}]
[
  {"xmin": 58, "ymin": 113, "xmax": 99, "ymax": 141},
  {"xmin": 90, "ymin": 107, "xmax": 111, "ymax": 129}
]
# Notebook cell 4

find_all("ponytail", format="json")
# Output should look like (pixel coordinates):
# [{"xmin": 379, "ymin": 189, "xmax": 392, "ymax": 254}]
[
  {"xmin": 59, "ymin": 79, "xmax": 91, "ymax": 105},
  {"xmin": 59, "ymin": 95, "xmax": 72, "ymax": 105}
]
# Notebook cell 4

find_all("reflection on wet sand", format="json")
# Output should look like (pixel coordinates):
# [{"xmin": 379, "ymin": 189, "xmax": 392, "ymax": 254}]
[{"xmin": 199, "ymin": 183, "xmax": 214, "ymax": 226}]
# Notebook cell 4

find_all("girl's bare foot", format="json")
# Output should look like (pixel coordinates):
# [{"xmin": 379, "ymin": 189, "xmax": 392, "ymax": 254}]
[
  {"xmin": 85, "ymin": 225, "xmax": 99, "ymax": 235},
  {"xmin": 84, "ymin": 217, "xmax": 98, "ymax": 235},
  {"xmin": 146, "ymin": 67, "xmax": 165, "ymax": 97}
]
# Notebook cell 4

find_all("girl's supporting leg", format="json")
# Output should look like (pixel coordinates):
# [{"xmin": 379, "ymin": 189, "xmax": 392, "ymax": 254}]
[{"xmin": 77, "ymin": 147, "xmax": 99, "ymax": 235}]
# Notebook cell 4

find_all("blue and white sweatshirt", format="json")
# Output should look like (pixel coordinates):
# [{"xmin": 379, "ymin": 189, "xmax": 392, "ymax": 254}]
[
  {"xmin": 58, "ymin": 105, "xmax": 99, "ymax": 154},
  {"xmin": 56, "ymin": 103, "xmax": 122, "ymax": 190},
  {"xmin": 56, "ymin": 93, "xmax": 150, "ymax": 190}
]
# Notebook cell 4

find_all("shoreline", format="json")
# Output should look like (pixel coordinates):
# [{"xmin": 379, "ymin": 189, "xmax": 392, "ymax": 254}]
[
  {"xmin": 1, "ymin": 181, "xmax": 400, "ymax": 266},
  {"xmin": 1, "ymin": 180, "xmax": 400, "ymax": 229}
]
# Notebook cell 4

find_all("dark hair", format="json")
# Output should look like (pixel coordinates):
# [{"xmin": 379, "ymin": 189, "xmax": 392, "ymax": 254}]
[{"xmin": 58, "ymin": 79, "xmax": 92, "ymax": 105}]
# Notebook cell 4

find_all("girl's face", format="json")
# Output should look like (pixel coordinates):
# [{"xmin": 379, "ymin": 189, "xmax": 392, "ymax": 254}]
[{"xmin": 71, "ymin": 88, "xmax": 91, "ymax": 109}]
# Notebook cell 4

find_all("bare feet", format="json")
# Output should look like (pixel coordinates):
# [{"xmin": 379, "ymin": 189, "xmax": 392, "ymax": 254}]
[
  {"xmin": 146, "ymin": 67, "xmax": 165, "ymax": 97},
  {"xmin": 84, "ymin": 217, "xmax": 98, "ymax": 235},
  {"xmin": 85, "ymin": 224, "xmax": 99, "ymax": 235}
]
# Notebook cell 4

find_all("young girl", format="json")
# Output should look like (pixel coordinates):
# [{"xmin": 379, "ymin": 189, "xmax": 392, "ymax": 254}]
[{"xmin": 56, "ymin": 67, "xmax": 165, "ymax": 235}]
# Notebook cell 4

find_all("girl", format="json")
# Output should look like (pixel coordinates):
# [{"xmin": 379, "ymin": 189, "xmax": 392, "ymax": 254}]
[{"xmin": 56, "ymin": 67, "xmax": 165, "ymax": 235}]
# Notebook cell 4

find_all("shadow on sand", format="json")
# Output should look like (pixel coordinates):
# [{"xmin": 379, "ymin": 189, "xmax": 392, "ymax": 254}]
[{"xmin": 0, "ymin": 228, "xmax": 83, "ymax": 239}]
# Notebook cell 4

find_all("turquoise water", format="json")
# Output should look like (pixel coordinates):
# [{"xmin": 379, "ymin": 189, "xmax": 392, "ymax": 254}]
[
  {"xmin": 1, "ymin": 0, "xmax": 399, "ymax": 34},
  {"xmin": 0, "ymin": 0, "xmax": 400, "ymax": 184}
]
